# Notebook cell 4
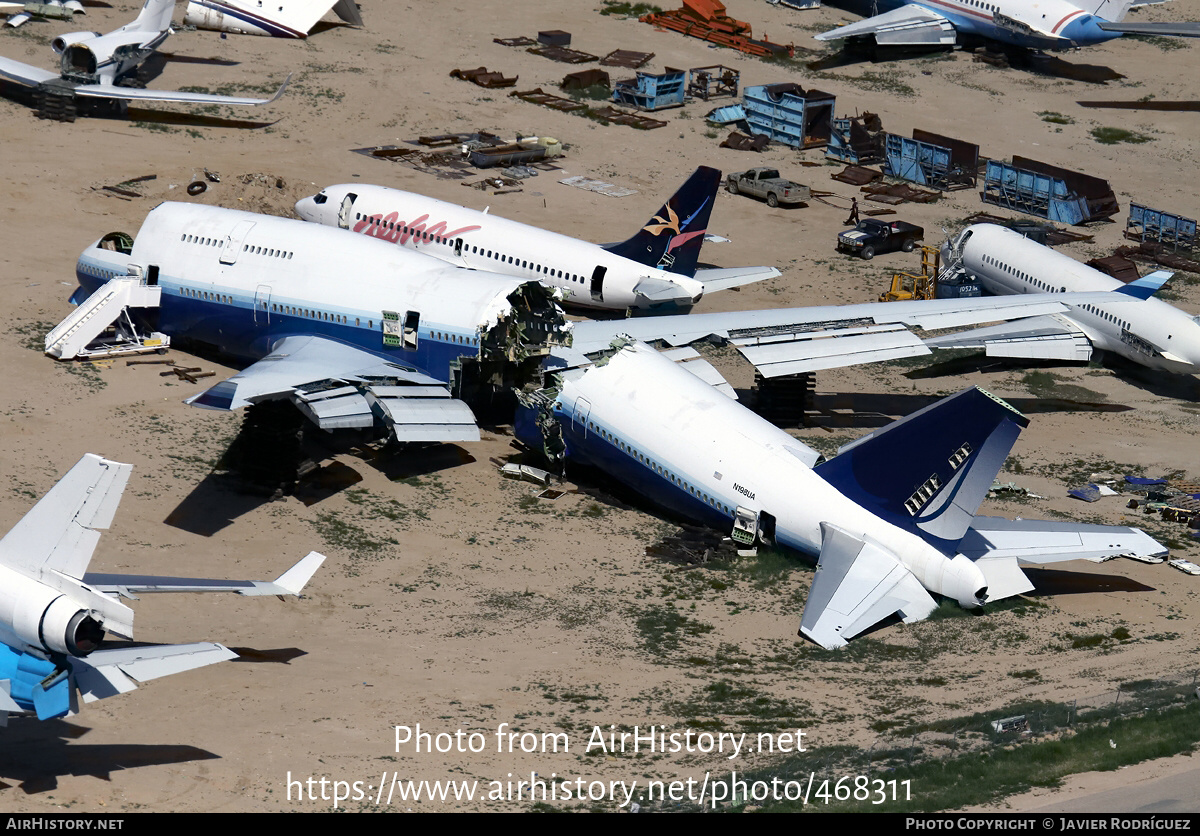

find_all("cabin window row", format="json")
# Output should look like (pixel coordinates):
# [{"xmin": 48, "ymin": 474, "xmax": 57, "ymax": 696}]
[
  {"xmin": 1081, "ymin": 304, "xmax": 1129, "ymax": 332},
  {"xmin": 983, "ymin": 254, "xmax": 1065, "ymax": 293},
  {"xmin": 358, "ymin": 214, "xmax": 452, "ymax": 247},
  {"xmin": 586, "ymin": 420, "xmax": 733, "ymax": 516},
  {"xmin": 178, "ymin": 232, "xmax": 293, "ymax": 260},
  {"xmin": 180, "ymin": 287, "xmax": 232, "ymax": 304},
  {"xmin": 84, "ymin": 264, "xmax": 121, "ymax": 282},
  {"xmin": 466, "ymin": 245, "xmax": 585, "ymax": 286}
]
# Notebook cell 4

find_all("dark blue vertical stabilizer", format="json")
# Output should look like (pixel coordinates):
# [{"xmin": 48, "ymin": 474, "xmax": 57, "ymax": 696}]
[
  {"xmin": 814, "ymin": 388, "xmax": 1029, "ymax": 556},
  {"xmin": 603, "ymin": 167, "xmax": 721, "ymax": 278}
]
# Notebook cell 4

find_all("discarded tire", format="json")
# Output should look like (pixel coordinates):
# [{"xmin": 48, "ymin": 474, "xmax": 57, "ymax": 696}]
[{"xmin": 186, "ymin": 181, "xmax": 207, "ymax": 196}]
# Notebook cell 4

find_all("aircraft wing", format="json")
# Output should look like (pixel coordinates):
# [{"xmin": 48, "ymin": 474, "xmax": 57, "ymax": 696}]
[
  {"xmin": 799, "ymin": 523, "xmax": 938, "ymax": 649},
  {"xmin": 695, "ymin": 266, "xmax": 781, "ymax": 294},
  {"xmin": 74, "ymin": 74, "xmax": 290, "ymax": 106},
  {"xmin": 814, "ymin": 5, "xmax": 957, "ymax": 46},
  {"xmin": 959, "ymin": 517, "xmax": 1168, "ymax": 599},
  {"xmin": 83, "ymin": 550, "xmax": 325, "ymax": 598},
  {"xmin": 1097, "ymin": 21, "xmax": 1200, "ymax": 36},
  {"xmin": 68, "ymin": 642, "xmax": 237, "ymax": 704},
  {"xmin": 0, "ymin": 54, "xmax": 57, "ymax": 87},
  {"xmin": 187, "ymin": 335, "xmax": 480, "ymax": 442},
  {"xmin": 0, "ymin": 454, "xmax": 131, "ymax": 580},
  {"xmin": 924, "ymin": 313, "xmax": 1094, "ymax": 362},
  {"xmin": 563, "ymin": 294, "xmax": 1089, "ymax": 379}
]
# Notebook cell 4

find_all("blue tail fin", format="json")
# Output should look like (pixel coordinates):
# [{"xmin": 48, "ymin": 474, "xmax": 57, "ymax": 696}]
[
  {"xmin": 814, "ymin": 387, "xmax": 1029, "ymax": 556},
  {"xmin": 1114, "ymin": 270, "xmax": 1172, "ymax": 300},
  {"xmin": 603, "ymin": 166, "xmax": 720, "ymax": 278}
]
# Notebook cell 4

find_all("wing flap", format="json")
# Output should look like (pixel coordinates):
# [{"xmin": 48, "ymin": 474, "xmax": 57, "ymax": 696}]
[
  {"xmin": 800, "ymin": 523, "xmax": 937, "ymax": 649},
  {"xmin": 815, "ymin": 5, "xmax": 957, "ymax": 45},
  {"xmin": 658, "ymin": 347, "xmax": 736, "ymax": 398},
  {"xmin": 735, "ymin": 325, "xmax": 930, "ymax": 377},
  {"xmin": 926, "ymin": 314, "xmax": 1093, "ymax": 361},
  {"xmin": 69, "ymin": 643, "xmax": 237, "ymax": 704}
]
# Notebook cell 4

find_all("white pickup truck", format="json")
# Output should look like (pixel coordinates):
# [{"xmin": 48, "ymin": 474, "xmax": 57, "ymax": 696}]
[{"xmin": 725, "ymin": 168, "xmax": 809, "ymax": 208}]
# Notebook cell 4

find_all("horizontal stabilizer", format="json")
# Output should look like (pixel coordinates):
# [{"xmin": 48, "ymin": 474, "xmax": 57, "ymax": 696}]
[
  {"xmin": 83, "ymin": 551, "xmax": 326, "ymax": 597},
  {"xmin": 959, "ymin": 516, "xmax": 1167, "ymax": 568},
  {"xmin": 800, "ymin": 523, "xmax": 937, "ymax": 649},
  {"xmin": 69, "ymin": 643, "xmax": 237, "ymax": 704},
  {"xmin": 76, "ymin": 74, "xmax": 290, "ymax": 106},
  {"xmin": 633, "ymin": 276, "xmax": 694, "ymax": 304},
  {"xmin": 0, "ymin": 454, "xmax": 131, "ymax": 580},
  {"xmin": 695, "ymin": 266, "xmax": 781, "ymax": 293},
  {"xmin": 816, "ymin": 388, "xmax": 1028, "ymax": 555},
  {"xmin": 815, "ymin": 5, "xmax": 957, "ymax": 45},
  {"xmin": 1115, "ymin": 270, "xmax": 1173, "ymax": 300}
]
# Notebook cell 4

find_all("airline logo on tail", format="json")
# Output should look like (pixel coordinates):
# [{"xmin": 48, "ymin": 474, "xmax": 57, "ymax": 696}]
[{"xmin": 642, "ymin": 197, "xmax": 711, "ymax": 270}]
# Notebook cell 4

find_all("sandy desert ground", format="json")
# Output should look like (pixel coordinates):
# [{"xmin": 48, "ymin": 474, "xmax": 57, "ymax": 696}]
[{"xmin": 0, "ymin": 0, "xmax": 1199, "ymax": 814}]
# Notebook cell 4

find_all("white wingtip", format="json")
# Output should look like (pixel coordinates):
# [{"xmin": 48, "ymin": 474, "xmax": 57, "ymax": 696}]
[{"xmin": 271, "ymin": 550, "xmax": 326, "ymax": 596}]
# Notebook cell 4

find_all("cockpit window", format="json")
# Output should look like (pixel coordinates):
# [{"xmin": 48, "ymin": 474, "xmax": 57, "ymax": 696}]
[{"xmin": 313, "ymin": 192, "xmax": 328, "ymax": 205}]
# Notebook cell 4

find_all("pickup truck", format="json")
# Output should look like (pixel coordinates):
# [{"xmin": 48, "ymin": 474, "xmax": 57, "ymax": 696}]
[
  {"xmin": 837, "ymin": 219, "xmax": 924, "ymax": 260},
  {"xmin": 725, "ymin": 168, "xmax": 809, "ymax": 208}
]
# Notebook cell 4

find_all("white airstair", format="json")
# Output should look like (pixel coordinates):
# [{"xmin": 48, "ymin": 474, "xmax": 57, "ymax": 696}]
[{"xmin": 44, "ymin": 275, "xmax": 170, "ymax": 360}]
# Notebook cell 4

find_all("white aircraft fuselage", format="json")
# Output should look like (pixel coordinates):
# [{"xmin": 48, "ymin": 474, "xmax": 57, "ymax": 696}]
[
  {"xmin": 521, "ymin": 342, "xmax": 989, "ymax": 607},
  {"xmin": 824, "ymin": 0, "xmax": 1130, "ymax": 49},
  {"xmin": 295, "ymin": 184, "xmax": 706, "ymax": 312},
  {"xmin": 73, "ymin": 202, "xmax": 569, "ymax": 389},
  {"xmin": 951, "ymin": 224, "xmax": 1200, "ymax": 374}
]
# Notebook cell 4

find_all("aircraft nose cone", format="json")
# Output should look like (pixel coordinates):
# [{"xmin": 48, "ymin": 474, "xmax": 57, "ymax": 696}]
[
  {"xmin": 1060, "ymin": 14, "xmax": 1108, "ymax": 45},
  {"xmin": 294, "ymin": 196, "xmax": 316, "ymax": 221}
]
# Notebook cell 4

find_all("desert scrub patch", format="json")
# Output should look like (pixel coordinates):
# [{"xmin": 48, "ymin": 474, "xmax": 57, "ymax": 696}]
[
  {"xmin": 599, "ymin": 1, "xmax": 661, "ymax": 14},
  {"xmin": 1038, "ymin": 111, "xmax": 1074, "ymax": 124},
  {"xmin": 1021, "ymin": 370, "xmax": 1107, "ymax": 402},
  {"xmin": 1091, "ymin": 126, "xmax": 1152, "ymax": 145},
  {"xmin": 634, "ymin": 603, "xmax": 714, "ymax": 654}
]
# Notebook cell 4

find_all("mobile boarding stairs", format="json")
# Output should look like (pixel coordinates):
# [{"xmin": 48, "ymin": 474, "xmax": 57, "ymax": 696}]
[{"xmin": 44, "ymin": 269, "xmax": 169, "ymax": 360}]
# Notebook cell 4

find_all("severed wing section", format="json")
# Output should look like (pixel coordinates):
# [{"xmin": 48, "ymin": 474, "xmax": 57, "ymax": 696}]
[
  {"xmin": 68, "ymin": 643, "xmax": 237, "ymax": 705},
  {"xmin": 0, "ymin": 454, "xmax": 131, "ymax": 581},
  {"xmin": 564, "ymin": 294, "xmax": 1084, "ymax": 380},
  {"xmin": 74, "ymin": 73, "xmax": 290, "ymax": 106},
  {"xmin": 187, "ymin": 335, "xmax": 479, "ymax": 442},
  {"xmin": 925, "ymin": 314, "xmax": 1094, "ymax": 362},
  {"xmin": 800, "ymin": 523, "xmax": 937, "ymax": 649},
  {"xmin": 815, "ymin": 5, "xmax": 957, "ymax": 46},
  {"xmin": 0, "ymin": 54, "xmax": 57, "ymax": 87}
]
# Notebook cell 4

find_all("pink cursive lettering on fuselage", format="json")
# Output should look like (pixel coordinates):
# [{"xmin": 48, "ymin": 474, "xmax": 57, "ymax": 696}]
[{"xmin": 353, "ymin": 210, "xmax": 481, "ymax": 246}]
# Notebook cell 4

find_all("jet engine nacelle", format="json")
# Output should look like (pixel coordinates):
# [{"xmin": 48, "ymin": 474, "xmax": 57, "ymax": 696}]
[
  {"xmin": 0, "ymin": 572, "xmax": 105, "ymax": 658},
  {"xmin": 51, "ymin": 30, "xmax": 99, "ymax": 53}
]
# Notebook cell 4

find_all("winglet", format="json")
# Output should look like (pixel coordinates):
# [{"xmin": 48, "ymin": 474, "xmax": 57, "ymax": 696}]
[
  {"xmin": 241, "ymin": 551, "xmax": 326, "ymax": 596},
  {"xmin": 266, "ymin": 72, "xmax": 292, "ymax": 105},
  {"xmin": 1114, "ymin": 270, "xmax": 1173, "ymax": 300}
]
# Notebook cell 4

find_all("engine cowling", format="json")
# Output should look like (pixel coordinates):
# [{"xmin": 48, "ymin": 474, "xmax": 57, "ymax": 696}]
[
  {"xmin": 51, "ymin": 31, "xmax": 100, "ymax": 54},
  {"xmin": 1, "ymin": 571, "xmax": 105, "ymax": 657}
]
